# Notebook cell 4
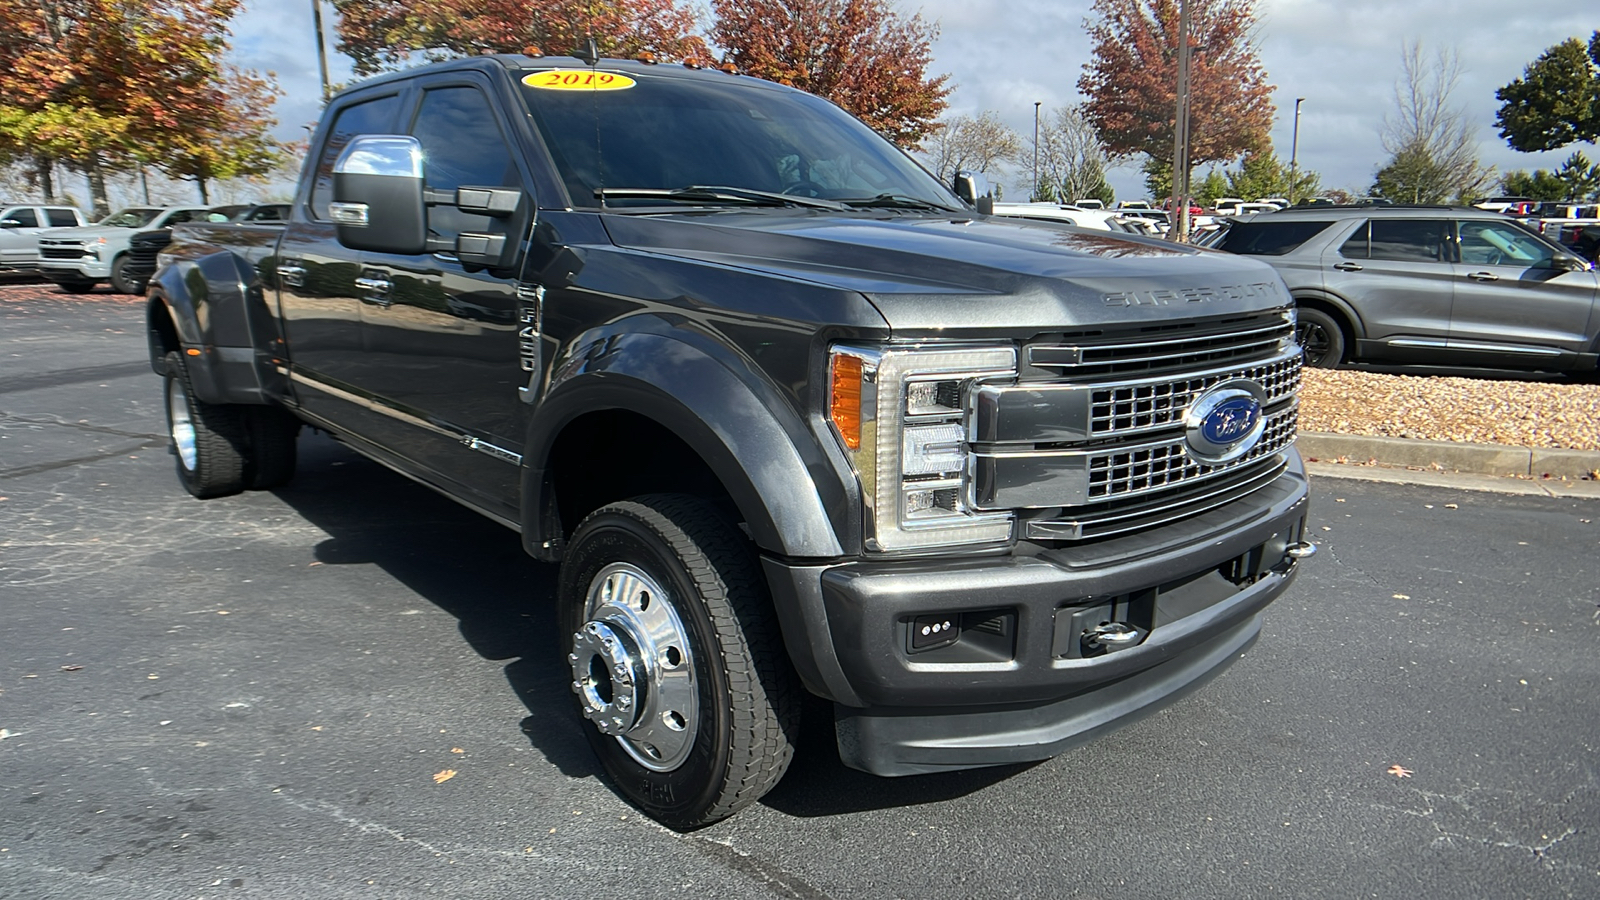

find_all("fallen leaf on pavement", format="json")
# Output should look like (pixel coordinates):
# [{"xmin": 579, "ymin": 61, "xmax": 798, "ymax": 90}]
[
  {"xmin": 1387, "ymin": 765, "xmax": 1413, "ymax": 778},
  {"xmin": 433, "ymin": 769, "xmax": 457, "ymax": 784},
  {"xmin": 451, "ymin": 748, "xmax": 464, "ymax": 754},
  {"xmin": 60, "ymin": 665, "xmax": 83, "ymax": 672},
  {"xmin": 1392, "ymin": 594, "xmax": 1410, "ymax": 600}
]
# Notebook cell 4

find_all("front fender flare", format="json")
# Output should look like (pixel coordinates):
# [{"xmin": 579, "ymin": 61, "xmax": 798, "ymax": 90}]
[{"xmin": 522, "ymin": 332, "xmax": 848, "ymax": 561}]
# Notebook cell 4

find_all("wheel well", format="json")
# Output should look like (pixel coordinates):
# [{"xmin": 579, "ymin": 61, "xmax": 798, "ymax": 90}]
[
  {"xmin": 545, "ymin": 410, "xmax": 741, "ymax": 541},
  {"xmin": 148, "ymin": 300, "xmax": 180, "ymax": 371},
  {"xmin": 1293, "ymin": 296, "xmax": 1354, "ymax": 341}
]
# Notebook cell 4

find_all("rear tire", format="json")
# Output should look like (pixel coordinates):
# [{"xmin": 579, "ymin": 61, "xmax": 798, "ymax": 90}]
[
  {"xmin": 163, "ymin": 350, "xmax": 248, "ymax": 498},
  {"xmin": 559, "ymin": 494, "xmax": 798, "ymax": 830},
  {"xmin": 1295, "ymin": 307, "xmax": 1346, "ymax": 368}
]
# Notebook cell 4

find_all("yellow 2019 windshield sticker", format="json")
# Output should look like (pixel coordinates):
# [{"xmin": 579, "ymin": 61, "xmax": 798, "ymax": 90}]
[{"xmin": 523, "ymin": 70, "xmax": 637, "ymax": 91}]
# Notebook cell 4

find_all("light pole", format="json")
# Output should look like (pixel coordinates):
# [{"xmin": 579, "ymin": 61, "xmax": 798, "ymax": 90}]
[
  {"xmin": 312, "ymin": 0, "xmax": 332, "ymax": 104},
  {"xmin": 1032, "ymin": 101, "xmax": 1041, "ymax": 201},
  {"xmin": 1289, "ymin": 98, "xmax": 1304, "ymax": 203},
  {"xmin": 1171, "ymin": 0, "xmax": 1191, "ymax": 240}
]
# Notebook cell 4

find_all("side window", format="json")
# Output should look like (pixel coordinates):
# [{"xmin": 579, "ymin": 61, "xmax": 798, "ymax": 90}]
[
  {"xmin": 409, "ymin": 85, "xmax": 520, "ymax": 244},
  {"xmin": 1338, "ymin": 221, "xmax": 1370, "ymax": 258},
  {"xmin": 1458, "ymin": 220, "xmax": 1556, "ymax": 268},
  {"xmin": 45, "ymin": 208, "xmax": 78, "ymax": 227},
  {"xmin": 162, "ymin": 210, "xmax": 199, "ymax": 226},
  {"xmin": 5, "ymin": 208, "xmax": 39, "ymax": 227},
  {"xmin": 310, "ymin": 93, "xmax": 403, "ymax": 220},
  {"xmin": 1368, "ymin": 219, "xmax": 1447, "ymax": 263}
]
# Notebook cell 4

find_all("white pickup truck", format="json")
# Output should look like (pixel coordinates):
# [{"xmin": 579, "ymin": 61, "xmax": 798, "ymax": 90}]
[
  {"xmin": 36, "ymin": 205, "xmax": 210, "ymax": 293},
  {"xmin": 0, "ymin": 203, "xmax": 88, "ymax": 274}
]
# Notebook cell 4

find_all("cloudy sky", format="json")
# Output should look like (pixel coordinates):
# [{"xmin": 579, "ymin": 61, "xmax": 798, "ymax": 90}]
[{"xmin": 229, "ymin": 0, "xmax": 1597, "ymax": 202}]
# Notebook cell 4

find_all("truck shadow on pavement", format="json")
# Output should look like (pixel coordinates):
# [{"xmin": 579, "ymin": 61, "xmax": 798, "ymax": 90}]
[{"xmin": 274, "ymin": 432, "xmax": 1024, "ymax": 817}]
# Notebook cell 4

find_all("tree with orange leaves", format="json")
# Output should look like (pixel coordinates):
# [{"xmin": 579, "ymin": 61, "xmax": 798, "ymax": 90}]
[
  {"xmin": 1078, "ymin": 0, "xmax": 1274, "ymax": 186},
  {"xmin": 710, "ymin": 0, "xmax": 949, "ymax": 148},
  {"xmin": 331, "ymin": 0, "xmax": 710, "ymax": 77},
  {"xmin": 0, "ymin": 0, "xmax": 282, "ymax": 212}
]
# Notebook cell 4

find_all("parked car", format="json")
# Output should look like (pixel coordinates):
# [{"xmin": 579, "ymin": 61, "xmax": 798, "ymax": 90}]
[
  {"xmin": 0, "ymin": 203, "xmax": 88, "ymax": 274},
  {"xmin": 1212, "ymin": 205, "xmax": 1598, "ymax": 371},
  {"xmin": 990, "ymin": 201, "xmax": 1133, "ymax": 230},
  {"xmin": 123, "ymin": 204, "xmax": 291, "ymax": 294},
  {"xmin": 37, "ymin": 205, "xmax": 211, "ymax": 293}
]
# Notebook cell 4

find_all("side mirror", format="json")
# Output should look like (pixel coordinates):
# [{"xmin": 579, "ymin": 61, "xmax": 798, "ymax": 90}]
[
  {"xmin": 0, "ymin": 218, "xmax": 21, "ymax": 228},
  {"xmin": 332, "ymin": 134, "xmax": 427, "ymax": 253},
  {"xmin": 1552, "ymin": 252, "xmax": 1593, "ymax": 273},
  {"xmin": 952, "ymin": 171, "xmax": 995, "ymax": 215}
]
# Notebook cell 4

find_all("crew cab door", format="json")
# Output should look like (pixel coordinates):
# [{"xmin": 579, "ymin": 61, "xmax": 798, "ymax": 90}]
[
  {"xmin": 347, "ymin": 76, "xmax": 534, "ymax": 517},
  {"xmin": 274, "ymin": 89, "xmax": 405, "ymax": 430},
  {"xmin": 1448, "ymin": 217, "xmax": 1598, "ymax": 366}
]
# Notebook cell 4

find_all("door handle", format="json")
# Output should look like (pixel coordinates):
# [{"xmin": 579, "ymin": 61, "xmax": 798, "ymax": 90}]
[
  {"xmin": 355, "ymin": 275, "xmax": 392, "ymax": 306},
  {"xmin": 1333, "ymin": 261, "xmax": 1363, "ymax": 272},
  {"xmin": 1466, "ymin": 271, "xmax": 1500, "ymax": 282},
  {"xmin": 278, "ymin": 263, "xmax": 306, "ymax": 288}
]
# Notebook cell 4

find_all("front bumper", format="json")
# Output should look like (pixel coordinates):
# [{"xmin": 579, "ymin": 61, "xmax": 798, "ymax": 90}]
[
  {"xmin": 765, "ymin": 449, "xmax": 1310, "ymax": 776},
  {"xmin": 39, "ymin": 260, "xmax": 109, "ymax": 281}
]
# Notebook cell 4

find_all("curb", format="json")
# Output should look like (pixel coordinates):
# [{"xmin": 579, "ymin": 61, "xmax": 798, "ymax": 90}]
[{"xmin": 1299, "ymin": 432, "xmax": 1600, "ymax": 480}]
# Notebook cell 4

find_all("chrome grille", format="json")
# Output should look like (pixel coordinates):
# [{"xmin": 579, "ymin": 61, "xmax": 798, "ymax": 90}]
[
  {"xmin": 1090, "ymin": 354, "xmax": 1300, "ymax": 437},
  {"xmin": 1086, "ymin": 405, "xmax": 1297, "ymax": 500}
]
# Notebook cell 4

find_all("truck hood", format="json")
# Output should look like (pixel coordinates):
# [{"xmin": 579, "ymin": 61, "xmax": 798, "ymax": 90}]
[{"xmin": 600, "ymin": 211, "xmax": 1290, "ymax": 333}]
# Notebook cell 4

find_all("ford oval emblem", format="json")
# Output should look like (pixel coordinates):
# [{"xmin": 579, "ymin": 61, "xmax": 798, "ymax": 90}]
[{"xmin": 1184, "ymin": 379, "xmax": 1269, "ymax": 464}]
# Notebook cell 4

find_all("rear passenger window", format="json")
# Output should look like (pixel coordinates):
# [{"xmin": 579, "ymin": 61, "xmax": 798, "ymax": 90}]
[
  {"xmin": 1215, "ymin": 221, "xmax": 1332, "ymax": 255},
  {"xmin": 310, "ymin": 93, "xmax": 403, "ymax": 220},
  {"xmin": 5, "ymin": 209, "xmax": 39, "ymax": 227},
  {"xmin": 45, "ymin": 208, "xmax": 78, "ymax": 227},
  {"xmin": 1366, "ymin": 219, "xmax": 1448, "ymax": 262}
]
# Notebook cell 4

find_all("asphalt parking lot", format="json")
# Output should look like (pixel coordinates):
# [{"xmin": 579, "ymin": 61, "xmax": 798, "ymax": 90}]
[{"xmin": 2, "ymin": 285, "xmax": 1598, "ymax": 899}]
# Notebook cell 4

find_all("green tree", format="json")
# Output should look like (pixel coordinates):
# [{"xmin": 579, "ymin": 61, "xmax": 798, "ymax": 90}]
[
  {"xmin": 1555, "ymin": 150, "xmax": 1600, "ymax": 200},
  {"xmin": 1193, "ymin": 168, "xmax": 1228, "ymax": 205},
  {"xmin": 1494, "ymin": 33, "xmax": 1600, "ymax": 153},
  {"xmin": 1499, "ymin": 168, "xmax": 1567, "ymax": 201},
  {"xmin": 1224, "ymin": 150, "xmax": 1319, "ymax": 202}
]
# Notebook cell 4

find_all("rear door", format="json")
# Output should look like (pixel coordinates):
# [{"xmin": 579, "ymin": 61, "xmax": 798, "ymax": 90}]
[
  {"xmin": 274, "ymin": 89, "xmax": 406, "ymax": 430},
  {"xmin": 1449, "ymin": 217, "xmax": 1598, "ymax": 364},
  {"xmin": 1322, "ymin": 217, "xmax": 1454, "ymax": 360}
]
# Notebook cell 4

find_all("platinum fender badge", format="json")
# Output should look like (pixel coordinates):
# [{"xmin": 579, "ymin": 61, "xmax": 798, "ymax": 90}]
[{"xmin": 1184, "ymin": 378, "xmax": 1267, "ymax": 464}]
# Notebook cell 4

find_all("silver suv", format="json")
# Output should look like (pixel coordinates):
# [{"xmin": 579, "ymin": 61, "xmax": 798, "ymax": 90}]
[{"xmin": 1213, "ymin": 206, "xmax": 1598, "ymax": 372}]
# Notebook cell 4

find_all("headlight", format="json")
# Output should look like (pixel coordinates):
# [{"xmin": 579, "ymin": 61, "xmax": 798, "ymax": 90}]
[{"xmin": 829, "ymin": 343, "xmax": 1016, "ymax": 552}]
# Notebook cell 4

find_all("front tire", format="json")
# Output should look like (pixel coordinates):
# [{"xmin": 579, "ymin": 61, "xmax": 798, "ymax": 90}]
[
  {"xmin": 559, "ymin": 494, "xmax": 798, "ymax": 830},
  {"xmin": 109, "ymin": 255, "xmax": 138, "ymax": 294},
  {"xmin": 1295, "ymin": 307, "xmax": 1346, "ymax": 368},
  {"xmin": 55, "ymin": 279, "xmax": 97, "ymax": 294},
  {"xmin": 163, "ymin": 350, "xmax": 248, "ymax": 498}
]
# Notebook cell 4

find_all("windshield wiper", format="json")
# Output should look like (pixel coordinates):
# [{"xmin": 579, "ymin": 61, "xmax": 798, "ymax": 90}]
[
  {"xmin": 596, "ymin": 186, "xmax": 847, "ymax": 210},
  {"xmin": 840, "ymin": 193, "xmax": 960, "ymax": 212}
]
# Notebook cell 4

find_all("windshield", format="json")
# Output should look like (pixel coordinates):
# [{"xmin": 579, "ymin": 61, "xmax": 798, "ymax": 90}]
[
  {"xmin": 518, "ymin": 68, "xmax": 960, "ymax": 211},
  {"xmin": 97, "ymin": 208, "xmax": 162, "ymax": 228}
]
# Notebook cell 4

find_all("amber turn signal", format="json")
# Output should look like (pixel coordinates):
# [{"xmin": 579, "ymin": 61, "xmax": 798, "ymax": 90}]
[{"xmin": 829, "ymin": 353, "xmax": 864, "ymax": 450}]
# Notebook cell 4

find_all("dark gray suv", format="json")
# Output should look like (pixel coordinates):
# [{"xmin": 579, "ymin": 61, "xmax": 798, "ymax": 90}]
[{"xmin": 1212, "ymin": 206, "xmax": 1599, "ymax": 371}]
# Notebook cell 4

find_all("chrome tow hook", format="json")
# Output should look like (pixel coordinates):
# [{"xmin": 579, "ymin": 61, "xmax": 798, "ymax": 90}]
[
  {"xmin": 1286, "ymin": 541, "xmax": 1317, "ymax": 559},
  {"xmin": 1082, "ymin": 621, "xmax": 1142, "ymax": 652}
]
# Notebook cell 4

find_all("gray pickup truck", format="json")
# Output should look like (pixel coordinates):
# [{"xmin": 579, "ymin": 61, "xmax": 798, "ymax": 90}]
[{"xmin": 146, "ymin": 55, "xmax": 1312, "ymax": 829}]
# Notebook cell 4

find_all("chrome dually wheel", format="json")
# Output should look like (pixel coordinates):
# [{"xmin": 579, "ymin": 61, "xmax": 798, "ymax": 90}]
[{"xmin": 571, "ymin": 562, "xmax": 699, "ymax": 771}]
